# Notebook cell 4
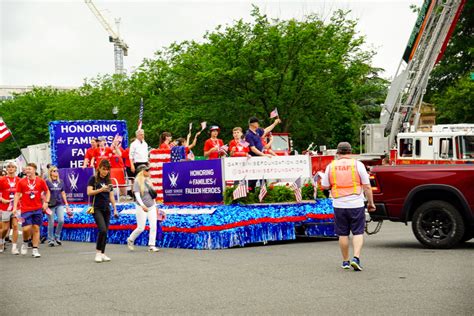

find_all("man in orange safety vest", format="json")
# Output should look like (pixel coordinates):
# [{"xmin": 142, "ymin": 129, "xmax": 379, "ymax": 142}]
[{"xmin": 321, "ymin": 142, "xmax": 375, "ymax": 271}]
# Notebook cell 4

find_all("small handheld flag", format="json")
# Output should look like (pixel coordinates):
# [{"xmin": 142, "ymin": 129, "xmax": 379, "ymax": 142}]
[
  {"xmin": 233, "ymin": 181, "xmax": 248, "ymax": 200},
  {"xmin": 200, "ymin": 121, "xmax": 207, "ymax": 131},
  {"xmin": 270, "ymin": 108, "xmax": 279, "ymax": 119},
  {"xmin": 258, "ymin": 177, "xmax": 267, "ymax": 202}
]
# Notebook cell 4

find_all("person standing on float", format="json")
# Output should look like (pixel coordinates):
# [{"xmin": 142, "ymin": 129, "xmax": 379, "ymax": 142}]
[
  {"xmin": 87, "ymin": 159, "xmax": 118, "ymax": 263},
  {"xmin": 129, "ymin": 129, "xmax": 148, "ymax": 176},
  {"xmin": 203, "ymin": 126, "xmax": 224, "ymax": 159},
  {"xmin": 321, "ymin": 142, "xmax": 375, "ymax": 271},
  {"xmin": 0, "ymin": 161, "xmax": 21, "ymax": 254},
  {"xmin": 158, "ymin": 132, "xmax": 173, "ymax": 150},
  {"xmin": 82, "ymin": 137, "xmax": 98, "ymax": 169},
  {"xmin": 93, "ymin": 136, "xmax": 113, "ymax": 169},
  {"xmin": 126, "ymin": 164, "xmax": 160, "ymax": 252},
  {"xmin": 13, "ymin": 163, "xmax": 50, "ymax": 258}
]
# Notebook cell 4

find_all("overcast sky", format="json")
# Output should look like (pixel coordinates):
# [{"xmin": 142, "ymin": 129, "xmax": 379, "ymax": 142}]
[{"xmin": 1, "ymin": 0, "xmax": 423, "ymax": 87}]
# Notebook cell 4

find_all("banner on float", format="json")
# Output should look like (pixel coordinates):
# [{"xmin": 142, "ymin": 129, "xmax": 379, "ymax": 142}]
[
  {"xmin": 162, "ymin": 159, "xmax": 223, "ymax": 204},
  {"xmin": 59, "ymin": 168, "xmax": 94, "ymax": 203},
  {"xmin": 49, "ymin": 120, "xmax": 128, "ymax": 169},
  {"xmin": 223, "ymin": 155, "xmax": 312, "ymax": 181}
]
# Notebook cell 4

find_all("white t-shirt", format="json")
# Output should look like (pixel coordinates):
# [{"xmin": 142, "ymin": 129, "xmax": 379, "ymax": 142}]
[
  {"xmin": 321, "ymin": 159, "xmax": 370, "ymax": 209},
  {"xmin": 129, "ymin": 139, "xmax": 149, "ymax": 164}
]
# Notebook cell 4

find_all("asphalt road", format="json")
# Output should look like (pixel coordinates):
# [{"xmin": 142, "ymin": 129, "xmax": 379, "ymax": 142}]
[{"xmin": 0, "ymin": 221, "xmax": 472, "ymax": 315}]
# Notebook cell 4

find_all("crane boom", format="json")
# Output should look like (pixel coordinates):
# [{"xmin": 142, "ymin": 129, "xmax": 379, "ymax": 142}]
[
  {"xmin": 84, "ymin": 0, "xmax": 129, "ymax": 74},
  {"xmin": 361, "ymin": 0, "xmax": 466, "ymax": 154}
]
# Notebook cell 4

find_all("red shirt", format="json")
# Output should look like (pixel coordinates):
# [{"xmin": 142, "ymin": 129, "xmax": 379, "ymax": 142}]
[
  {"xmin": 110, "ymin": 147, "xmax": 125, "ymax": 168},
  {"xmin": 159, "ymin": 143, "xmax": 171, "ymax": 150},
  {"xmin": 122, "ymin": 147, "xmax": 131, "ymax": 168},
  {"xmin": 16, "ymin": 176, "xmax": 49, "ymax": 212},
  {"xmin": 204, "ymin": 138, "xmax": 224, "ymax": 159},
  {"xmin": 0, "ymin": 176, "xmax": 20, "ymax": 211},
  {"xmin": 84, "ymin": 147, "xmax": 96, "ymax": 167},
  {"xmin": 93, "ymin": 147, "xmax": 113, "ymax": 169},
  {"xmin": 229, "ymin": 139, "xmax": 249, "ymax": 157}
]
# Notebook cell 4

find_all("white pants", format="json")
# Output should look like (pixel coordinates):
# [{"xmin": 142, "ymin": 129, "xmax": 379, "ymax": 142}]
[{"xmin": 129, "ymin": 205, "xmax": 157, "ymax": 246}]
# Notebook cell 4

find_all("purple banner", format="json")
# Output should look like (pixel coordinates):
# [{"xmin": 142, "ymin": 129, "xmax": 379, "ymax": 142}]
[
  {"xmin": 59, "ymin": 168, "xmax": 95, "ymax": 203},
  {"xmin": 163, "ymin": 160, "xmax": 223, "ymax": 204},
  {"xmin": 49, "ymin": 120, "xmax": 128, "ymax": 169}
]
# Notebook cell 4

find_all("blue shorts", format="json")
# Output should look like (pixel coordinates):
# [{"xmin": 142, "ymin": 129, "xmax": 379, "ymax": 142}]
[
  {"xmin": 333, "ymin": 206, "xmax": 365, "ymax": 236},
  {"xmin": 21, "ymin": 209, "xmax": 43, "ymax": 226}
]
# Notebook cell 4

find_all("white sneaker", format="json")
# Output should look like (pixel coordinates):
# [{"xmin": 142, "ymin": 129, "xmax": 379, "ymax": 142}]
[
  {"xmin": 148, "ymin": 246, "xmax": 160, "ymax": 252},
  {"xmin": 32, "ymin": 248, "xmax": 41, "ymax": 258},
  {"xmin": 101, "ymin": 254, "xmax": 111, "ymax": 262},
  {"xmin": 126, "ymin": 238, "xmax": 134, "ymax": 251},
  {"xmin": 11, "ymin": 244, "xmax": 19, "ymax": 255},
  {"xmin": 20, "ymin": 244, "xmax": 28, "ymax": 255},
  {"xmin": 94, "ymin": 253, "xmax": 103, "ymax": 263}
]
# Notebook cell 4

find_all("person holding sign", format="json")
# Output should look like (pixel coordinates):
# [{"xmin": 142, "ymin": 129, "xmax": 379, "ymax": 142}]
[
  {"xmin": 204, "ymin": 126, "xmax": 225, "ymax": 159},
  {"xmin": 13, "ymin": 163, "xmax": 50, "ymax": 258}
]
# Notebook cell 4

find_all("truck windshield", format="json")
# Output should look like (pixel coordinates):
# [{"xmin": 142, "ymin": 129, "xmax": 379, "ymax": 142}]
[
  {"xmin": 459, "ymin": 136, "xmax": 474, "ymax": 159},
  {"xmin": 271, "ymin": 135, "xmax": 289, "ymax": 151}
]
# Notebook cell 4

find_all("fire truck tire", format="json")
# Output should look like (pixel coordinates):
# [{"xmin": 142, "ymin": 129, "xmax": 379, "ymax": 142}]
[{"xmin": 412, "ymin": 200, "xmax": 465, "ymax": 249}]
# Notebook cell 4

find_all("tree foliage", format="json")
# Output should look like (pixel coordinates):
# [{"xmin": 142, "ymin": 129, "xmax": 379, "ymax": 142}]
[{"xmin": 0, "ymin": 8, "xmax": 387, "ymax": 160}]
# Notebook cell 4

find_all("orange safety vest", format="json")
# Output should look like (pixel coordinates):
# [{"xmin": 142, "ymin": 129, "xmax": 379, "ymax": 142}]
[{"xmin": 328, "ymin": 158, "xmax": 362, "ymax": 198}]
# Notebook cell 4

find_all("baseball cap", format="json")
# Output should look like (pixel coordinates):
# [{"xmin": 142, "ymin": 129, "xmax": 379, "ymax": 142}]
[
  {"xmin": 136, "ymin": 164, "xmax": 150, "ymax": 173},
  {"xmin": 336, "ymin": 142, "xmax": 352, "ymax": 154},
  {"xmin": 209, "ymin": 125, "xmax": 220, "ymax": 132},
  {"xmin": 248, "ymin": 117, "xmax": 259, "ymax": 124}
]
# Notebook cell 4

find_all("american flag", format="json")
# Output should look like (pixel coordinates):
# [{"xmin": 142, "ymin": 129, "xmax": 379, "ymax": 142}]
[
  {"xmin": 219, "ymin": 144, "xmax": 229, "ymax": 155},
  {"xmin": 258, "ymin": 178, "xmax": 267, "ymax": 202},
  {"xmin": 269, "ymin": 108, "xmax": 279, "ymax": 118},
  {"xmin": 137, "ymin": 98, "xmax": 144, "ymax": 130},
  {"xmin": 233, "ymin": 180, "xmax": 247, "ymax": 200},
  {"xmin": 200, "ymin": 121, "xmax": 207, "ymax": 130},
  {"xmin": 0, "ymin": 118, "xmax": 12, "ymax": 143},
  {"xmin": 289, "ymin": 177, "xmax": 302, "ymax": 202},
  {"xmin": 239, "ymin": 140, "xmax": 250, "ymax": 148}
]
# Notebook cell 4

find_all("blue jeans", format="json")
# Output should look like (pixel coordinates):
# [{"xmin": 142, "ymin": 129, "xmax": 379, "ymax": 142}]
[{"xmin": 47, "ymin": 205, "xmax": 65, "ymax": 241}]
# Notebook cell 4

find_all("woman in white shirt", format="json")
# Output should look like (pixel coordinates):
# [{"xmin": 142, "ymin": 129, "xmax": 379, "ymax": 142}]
[{"xmin": 126, "ymin": 164, "xmax": 159, "ymax": 252}]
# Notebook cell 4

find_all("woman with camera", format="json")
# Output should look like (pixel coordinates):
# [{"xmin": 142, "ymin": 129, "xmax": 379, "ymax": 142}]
[
  {"xmin": 87, "ymin": 159, "xmax": 118, "ymax": 263},
  {"xmin": 45, "ymin": 166, "xmax": 69, "ymax": 247},
  {"xmin": 126, "ymin": 164, "xmax": 160, "ymax": 252}
]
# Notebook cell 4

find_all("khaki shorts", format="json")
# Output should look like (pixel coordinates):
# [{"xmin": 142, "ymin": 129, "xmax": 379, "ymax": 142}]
[{"xmin": 1, "ymin": 211, "xmax": 13, "ymax": 222}]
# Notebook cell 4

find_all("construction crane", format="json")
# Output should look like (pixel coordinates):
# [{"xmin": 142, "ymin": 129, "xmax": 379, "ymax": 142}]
[
  {"xmin": 360, "ymin": 0, "xmax": 466, "ymax": 154},
  {"xmin": 84, "ymin": 0, "xmax": 129, "ymax": 75}
]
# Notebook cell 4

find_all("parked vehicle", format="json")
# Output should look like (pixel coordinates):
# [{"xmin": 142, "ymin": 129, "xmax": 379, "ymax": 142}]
[{"xmin": 369, "ymin": 164, "xmax": 474, "ymax": 248}]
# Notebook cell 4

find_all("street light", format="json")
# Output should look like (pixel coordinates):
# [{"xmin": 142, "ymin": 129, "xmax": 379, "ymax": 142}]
[{"xmin": 112, "ymin": 106, "xmax": 119, "ymax": 119}]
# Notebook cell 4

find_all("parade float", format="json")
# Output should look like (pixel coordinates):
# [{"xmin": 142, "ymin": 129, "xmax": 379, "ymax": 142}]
[{"xmin": 41, "ymin": 120, "xmax": 336, "ymax": 249}]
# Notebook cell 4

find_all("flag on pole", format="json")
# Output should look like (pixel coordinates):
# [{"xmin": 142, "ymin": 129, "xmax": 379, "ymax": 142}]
[
  {"xmin": 233, "ymin": 180, "xmax": 248, "ymax": 200},
  {"xmin": 289, "ymin": 177, "xmax": 302, "ymax": 202},
  {"xmin": 0, "ymin": 118, "xmax": 12, "ymax": 143},
  {"xmin": 258, "ymin": 177, "xmax": 267, "ymax": 202},
  {"xmin": 137, "ymin": 98, "xmax": 144, "ymax": 130},
  {"xmin": 219, "ymin": 144, "xmax": 229, "ymax": 155},
  {"xmin": 269, "ymin": 108, "xmax": 279, "ymax": 118},
  {"xmin": 200, "ymin": 121, "xmax": 207, "ymax": 131},
  {"xmin": 188, "ymin": 122, "xmax": 193, "ymax": 132}
]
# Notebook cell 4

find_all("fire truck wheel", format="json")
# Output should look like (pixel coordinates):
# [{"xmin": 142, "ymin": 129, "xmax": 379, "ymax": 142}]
[{"xmin": 412, "ymin": 200, "xmax": 465, "ymax": 249}]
